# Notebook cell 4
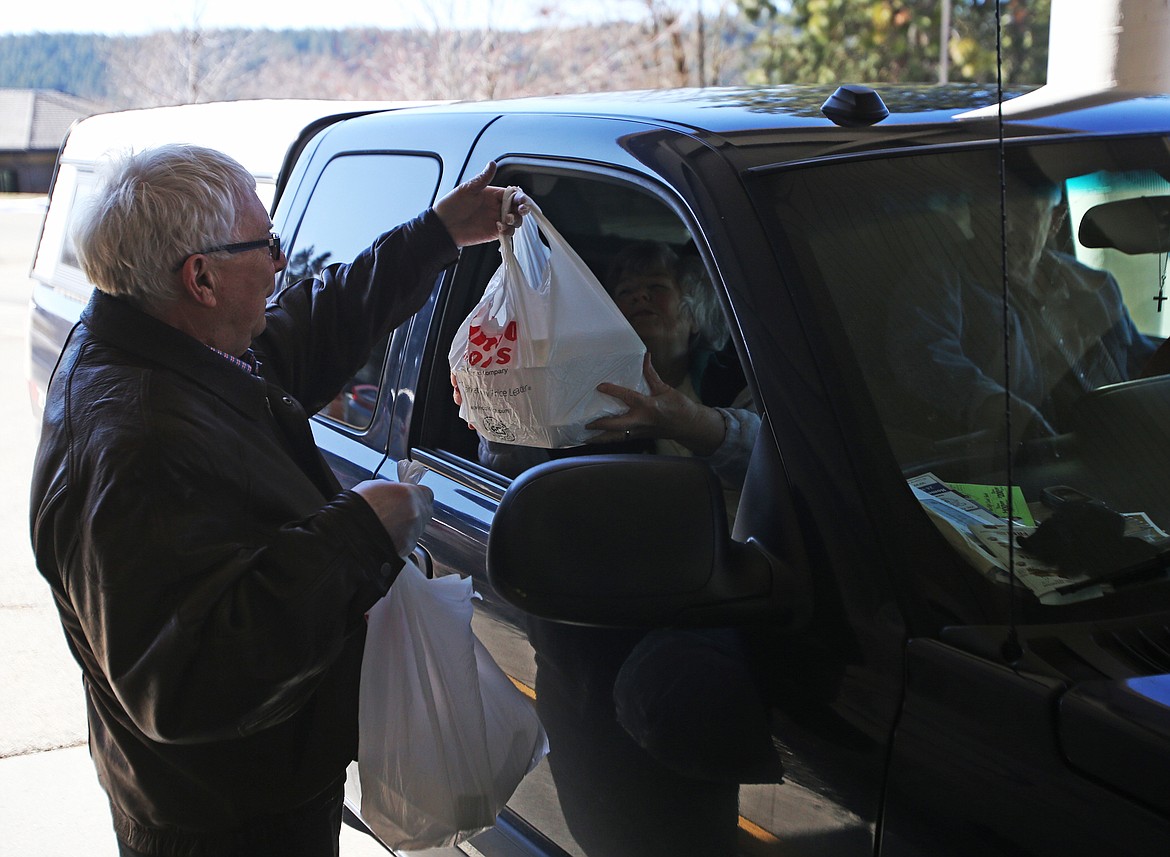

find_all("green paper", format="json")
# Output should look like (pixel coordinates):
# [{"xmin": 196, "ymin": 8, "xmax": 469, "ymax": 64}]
[{"xmin": 948, "ymin": 482, "xmax": 1035, "ymax": 527}]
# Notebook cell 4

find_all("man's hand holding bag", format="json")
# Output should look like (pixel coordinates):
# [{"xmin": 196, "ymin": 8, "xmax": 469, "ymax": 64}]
[{"xmin": 449, "ymin": 190, "xmax": 649, "ymax": 448}]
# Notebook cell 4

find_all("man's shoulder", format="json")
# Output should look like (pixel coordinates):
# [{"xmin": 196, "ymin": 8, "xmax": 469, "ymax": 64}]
[
  {"xmin": 1043, "ymin": 248, "xmax": 1118, "ymax": 295},
  {"xmin": 48, "ymin": 335, "xmax": 150, "ymax": 444},
  {"xmin": 1045, "ymin": 247, "xmax": 1108, "ymax": 277},
  {"xmin": 56, "ymin": 323, "xmax": 146, "ymax": 394},
  {"xmin": 53, "ymin": 329, "xmax": 207, "ymax": 439}
]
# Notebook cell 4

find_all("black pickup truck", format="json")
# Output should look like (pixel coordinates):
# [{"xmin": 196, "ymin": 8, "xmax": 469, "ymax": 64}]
[{"xmin": 52, "ymin": 85, "xmax": 1170, "ymax": 856}]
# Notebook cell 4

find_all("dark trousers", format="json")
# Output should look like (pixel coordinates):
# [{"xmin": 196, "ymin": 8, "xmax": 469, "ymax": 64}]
[{"xmin": 116, "ymin": 784, "xmax": 344, "ymax": 857}]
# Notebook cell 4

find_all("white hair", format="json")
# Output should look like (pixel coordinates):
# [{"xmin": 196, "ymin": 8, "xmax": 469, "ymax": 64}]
[
  {"xmin": 606, "ymin": 241, "xmax": 729, "ymax": 352},
  {"xmin": 73, "ymin": 144, "xmax": 256, "ymax": 310}
]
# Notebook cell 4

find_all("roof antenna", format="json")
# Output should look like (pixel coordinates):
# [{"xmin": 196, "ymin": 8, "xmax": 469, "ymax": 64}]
[
  {"xmin": 995, "ymin": 0, "xmax": 1024, "ymax": 667},
  {"xmin": 821, "ymin": 84, "xmax": 889, "ymax": 127}
]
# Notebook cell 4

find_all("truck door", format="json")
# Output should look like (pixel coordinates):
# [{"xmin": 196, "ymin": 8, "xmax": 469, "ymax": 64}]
[{"xmin": 406, "ymin": 147, "xmax": 877, "ymax": 855}]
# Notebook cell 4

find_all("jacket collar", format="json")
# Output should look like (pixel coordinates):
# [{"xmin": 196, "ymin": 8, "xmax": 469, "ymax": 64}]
[{"xmin": 80, "ymin": 290, "xmax": 271, "ymax": 421}]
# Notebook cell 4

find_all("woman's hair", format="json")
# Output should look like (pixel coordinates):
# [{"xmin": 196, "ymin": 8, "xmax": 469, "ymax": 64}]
[
  {"xmin": 73, "ymin": 143, "xmax": 256, "ymax": 310},
  {"xmin": 605, "ymin": 241, "xmax": 729, "ymax": 352}
]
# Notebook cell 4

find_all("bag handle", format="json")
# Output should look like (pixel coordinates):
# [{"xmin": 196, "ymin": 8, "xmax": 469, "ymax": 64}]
[
  {"xmin": 501, "ymin": 185, "xmax": 522, "ymax": 225},
  {"xmin": 499, "ymin": 188, "xmax": 554, "ymax": 300},
  {"xmin": 499, "ymin": 186, "xmax": 523, "ymax": 255},
  {"xmin": 502, "ymin": 188, "xmax": 573, "ymax": 250},
  {"xmin": 499, "ymin": 190, "xmax": 580, "ymax": 267}
]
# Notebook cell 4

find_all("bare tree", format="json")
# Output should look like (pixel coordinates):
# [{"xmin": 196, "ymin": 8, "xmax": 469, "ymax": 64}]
[
  {"xmin": 102, "ymin": 0, "xmax": 750, "ymax": 108},
  {"xmin": 351, "ymin": 2, "xmax": 574, "ymax": 101},
  {"xmin": 633, "ymin": 0, "xmax": 743, "ymax": 88},
  {"xmin": 105, "ymin": 27, "xmax": 260, "ymax": 107}
]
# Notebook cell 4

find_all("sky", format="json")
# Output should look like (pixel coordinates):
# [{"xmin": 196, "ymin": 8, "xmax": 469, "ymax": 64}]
[{"xmin": 0, "ymin": 0, "xmax": 698, "ymax": 36}]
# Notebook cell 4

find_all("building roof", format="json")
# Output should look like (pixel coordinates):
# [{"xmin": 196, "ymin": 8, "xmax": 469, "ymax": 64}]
[{"xmin": 0, "ymin": 89, "xmax": 101, "ymax": 152}]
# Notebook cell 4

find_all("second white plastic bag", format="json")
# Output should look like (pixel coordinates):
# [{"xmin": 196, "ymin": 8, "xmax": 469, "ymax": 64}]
[
  {"xmin": 358, "ymin": 559, "xmax": 549, "ymax": 851},
  {"xmin": 449, "ymin": 191, "xmax": 648, "ymax": 448}
]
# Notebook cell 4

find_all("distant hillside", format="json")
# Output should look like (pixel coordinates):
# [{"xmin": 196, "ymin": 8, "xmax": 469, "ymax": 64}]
[
  {"xmin": 0, "ymin": 21, "xmax": 748, "ymax": 108},
  {"xmin": 0, "ymin": 30, "xmax": 384, "ymax": 104},
  {"xmin": 0, "ymin": 33, "xmax": 116, "ymax": 100},
  {"xmin": 0, "ymin": 7, "xmax": 1050, "ymax": 110}
]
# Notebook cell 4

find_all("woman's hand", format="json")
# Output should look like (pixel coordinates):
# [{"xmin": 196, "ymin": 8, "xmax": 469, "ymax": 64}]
[
  {"xmin": 450, "ymin": 372, "xmax": 478, "ymax": 432},
  {"xmin": 587, "ymin": 354, "xmax": 726, "ymax": 456},
  {"xmin": 450, "ymin": 372, "xmax": 464, "ymax": 407}
]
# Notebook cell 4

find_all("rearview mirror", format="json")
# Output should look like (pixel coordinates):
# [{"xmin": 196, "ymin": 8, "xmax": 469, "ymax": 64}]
[
  {"xmin": 1078, "ymin": 195, "xmax": 1170, "ymax": 254},
  {"xmin": 486, "ymin": 455, "xmax": 810, "ymax": 628}
]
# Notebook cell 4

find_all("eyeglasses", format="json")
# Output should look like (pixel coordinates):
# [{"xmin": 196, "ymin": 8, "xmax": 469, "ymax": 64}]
[{"xmin": 174, "ymin": 232, "xmax": 281, "ymax": 271}]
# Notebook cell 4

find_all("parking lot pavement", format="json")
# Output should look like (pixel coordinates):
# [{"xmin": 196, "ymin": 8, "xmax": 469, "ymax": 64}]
[
  {"xmin": 0, "ymin": 196, "xmax": 116, "ymax": 856},
  {"xmin": 0, "ymin": 745, "xmax": 388, "ymax": 857},
  {"xmin": 0, "ymin": 197, "xmax": 387, "ymax": 856},
  {"xmin": 0, "ymin": 746, "xmax": 115, "ymax": 857}
]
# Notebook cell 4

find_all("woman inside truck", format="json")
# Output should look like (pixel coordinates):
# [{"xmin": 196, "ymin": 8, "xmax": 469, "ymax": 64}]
[{"xmin": 468, "ymin": 241, "xmax": 759, "ymax": 506}]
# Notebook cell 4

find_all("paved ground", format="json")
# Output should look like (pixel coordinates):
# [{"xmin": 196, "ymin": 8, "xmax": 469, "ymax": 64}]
[{"xmin": 0, "ymin": 196, "xmax": 386, "ymax": 856}]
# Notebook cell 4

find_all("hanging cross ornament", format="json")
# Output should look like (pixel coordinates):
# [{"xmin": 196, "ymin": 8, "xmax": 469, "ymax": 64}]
[{"xmin": 1156, "ymin": 253, "xmax": 1168, "ymax": 313}]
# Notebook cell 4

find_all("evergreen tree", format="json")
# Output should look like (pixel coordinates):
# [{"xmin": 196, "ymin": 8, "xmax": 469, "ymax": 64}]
[{"xmin": 735, "ymin": 0, "xmax": 1049, "ymax": 86}]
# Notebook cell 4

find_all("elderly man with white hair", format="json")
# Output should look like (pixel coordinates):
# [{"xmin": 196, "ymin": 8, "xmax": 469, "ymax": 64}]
[{"xmin": 30, "ymin": 143, "xmax": 524, "ymax": 857}]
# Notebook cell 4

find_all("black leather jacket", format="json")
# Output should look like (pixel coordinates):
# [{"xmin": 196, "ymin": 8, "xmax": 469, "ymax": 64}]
[{"xmin": 29, "ymin": 210, "xmax": 457, "ymax": 853}]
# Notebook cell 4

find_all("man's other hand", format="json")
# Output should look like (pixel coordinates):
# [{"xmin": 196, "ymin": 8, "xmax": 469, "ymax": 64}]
[{"xmin": 352, "ymin": 480, "xmax": 435, "ymax": 559}]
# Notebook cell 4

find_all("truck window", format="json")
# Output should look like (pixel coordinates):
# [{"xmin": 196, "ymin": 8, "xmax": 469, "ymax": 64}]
[
  {"xmin": 432, "ymin": 169, "xmax": 754, "ymax": 517},
  {"xmin": 755, "ymin": 139, "xmax": 1170, "ymax": 610},
  {"xmin": 283, "ymin": 153, "xmax": 441, "ymax": 430},
  {"xmin": 59, "ymin": 174, "xmax": 96, "ymax": 272}
]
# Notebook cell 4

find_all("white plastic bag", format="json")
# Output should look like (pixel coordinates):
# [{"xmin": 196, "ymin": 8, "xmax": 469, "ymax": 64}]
[
  {"xmin": 358, "ymin": 559, "xmax": 549, "ymax": 851},
  {"xmin": 449, "ymin": 190, "xmax": 649, "ymax": 448}
]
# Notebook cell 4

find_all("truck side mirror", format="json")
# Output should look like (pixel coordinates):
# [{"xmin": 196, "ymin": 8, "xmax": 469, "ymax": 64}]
[{"xmin": 487, "ymin": 455, "xmax": 810, "ymax": 628}]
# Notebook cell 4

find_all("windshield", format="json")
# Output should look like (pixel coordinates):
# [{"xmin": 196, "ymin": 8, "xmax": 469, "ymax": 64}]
[{"xmin": 758, "ymin": 138, "xmax": 1170, "ymax": 607}]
